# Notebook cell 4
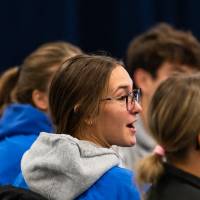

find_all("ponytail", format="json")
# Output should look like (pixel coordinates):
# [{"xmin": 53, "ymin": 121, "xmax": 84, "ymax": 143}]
[
  {"xmin": 136, "ymin": 153, "xmax": 164, "ymax": 188},
  {"xmin": 0, "ymin": 67, "xmax": 19, "ymax": 115}
]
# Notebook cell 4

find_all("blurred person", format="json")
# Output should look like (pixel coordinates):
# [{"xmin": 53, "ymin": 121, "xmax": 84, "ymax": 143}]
[
  {"xmin": 0, "ymin": 185, "xmax": 47, "ymax": 200},
  {"xmin": 21, "ymin": 55, "xmax": 142, "ymax": 200},
  {"xmin": 117, "ymin": 23, "xmax": 200, "ymax": 170},
  {"xmin": 0, "ymin": 41, "xmax": 82, "ymax": 186},
  {"xmin": 0, "ymin": 67, "xmax": 19, "ymax": 116},
  {"xmin": 137, "ymin": 74, "xmax": 200, "ymax": 200}
]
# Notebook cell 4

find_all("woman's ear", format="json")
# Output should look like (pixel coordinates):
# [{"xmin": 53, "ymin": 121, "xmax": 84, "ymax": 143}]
[{"xmin": 32, "ymin": 89, "xmax": 48, "ymax": 111}]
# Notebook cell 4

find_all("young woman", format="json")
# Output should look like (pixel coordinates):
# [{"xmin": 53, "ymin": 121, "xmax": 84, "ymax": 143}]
[
  {"xmin": 137, "ymin": 74, "xmax": 200, "ymax": 200},
  {"xmin": 21, "ymin": 55, "xmax": 142, "ymax": 200},
  {"xmin": 0, "ymin": 41, "xmax": 82, "ymax": 185}
]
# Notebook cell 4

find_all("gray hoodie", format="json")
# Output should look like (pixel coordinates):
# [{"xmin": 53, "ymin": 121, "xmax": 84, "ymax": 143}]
[{"xmin": 21, "ymin": 132, "xmax": 119, "ymax": 200}]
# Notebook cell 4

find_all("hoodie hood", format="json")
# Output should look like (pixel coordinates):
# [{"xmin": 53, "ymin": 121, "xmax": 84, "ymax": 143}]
[
  {"xmin": 0, "ymin": 103, "xmax": 53, "ymax": 138},
  {"xmin": 22, "ymin": 132, "xmax": 119, "ymax": 200}
]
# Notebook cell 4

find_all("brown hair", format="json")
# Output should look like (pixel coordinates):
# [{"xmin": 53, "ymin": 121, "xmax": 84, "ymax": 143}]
[
  {"xmin": 0, "ymin": 67, "xmax": 19, "ymax": 115},
  {"xmin": 49, "ymin": 54, "xmax": 122, "ymax": 137},
  {"xmin": 126, "ymin": 23, "xmax": 200, "ymax": 79},
  {"xmin": 136, "ymin": 73, "xmax": 200, "ymax": 186},
  {"xmin": 0, "ymin": 41, "xmax": 82, "ymax": 115}
]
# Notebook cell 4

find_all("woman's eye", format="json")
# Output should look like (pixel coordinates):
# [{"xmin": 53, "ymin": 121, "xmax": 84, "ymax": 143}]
[{"xmin": 117, "ymin": 95, "xmax": 127, "ymax": 101}]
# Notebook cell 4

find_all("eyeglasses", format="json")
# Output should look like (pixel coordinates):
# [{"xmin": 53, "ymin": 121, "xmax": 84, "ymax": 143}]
[{"xmin": 101, "ymin": 88, "xmax": 141, "ymax": 111}]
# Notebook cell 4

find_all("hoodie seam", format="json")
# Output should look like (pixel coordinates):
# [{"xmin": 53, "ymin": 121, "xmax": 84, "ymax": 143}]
[{"xmin": 47, "ymin": 144, "xmax": 60, "ymax": 200}]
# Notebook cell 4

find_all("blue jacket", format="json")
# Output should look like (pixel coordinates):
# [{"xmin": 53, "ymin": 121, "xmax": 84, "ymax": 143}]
[
  {"xmin": 78, "ymin": 166, "xmax": 141, "ymax": 200},
  {"xmin": 0, "ymin": 103, "xmax": 53, "ymax": 185}
]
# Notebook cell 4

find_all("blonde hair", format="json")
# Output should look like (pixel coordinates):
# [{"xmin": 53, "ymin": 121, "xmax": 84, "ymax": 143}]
[{"xmin": 136, "ymin": 73, "xmax": 200, "ymax": 186}]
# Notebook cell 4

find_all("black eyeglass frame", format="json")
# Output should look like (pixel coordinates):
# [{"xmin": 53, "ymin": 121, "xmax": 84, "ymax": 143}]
[{"xmin": 101, "ymin": 88, "xmax": 141, "ymax": 111}]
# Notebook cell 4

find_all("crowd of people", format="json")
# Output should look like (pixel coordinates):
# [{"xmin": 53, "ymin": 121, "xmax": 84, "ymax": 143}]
[{"xmin": 0, "ymin": 23, "xmax": 199, "ymax": 200}]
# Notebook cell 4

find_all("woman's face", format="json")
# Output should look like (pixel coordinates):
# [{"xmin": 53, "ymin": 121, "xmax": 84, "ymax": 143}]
[{"xmin": 94, "ymin": 65, "xmax": 142, "ymax": 147}]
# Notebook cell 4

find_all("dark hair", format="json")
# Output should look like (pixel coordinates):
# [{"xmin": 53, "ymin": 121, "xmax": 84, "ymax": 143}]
[
  {"xmin": 0, "ymin": 41, "xmax": 82, "ymax": 114},
  {"xmin": 126, "ymin": 23, "xmax": 200, "ymax": 79},
  {"xmin": 49, "ymin": 54, "xmax": 122, "ymax": 137},
  {"xmin": 0, "ymin": 185, "xmax": 47, "ymax": 200},
  {"xmin": 136, "ymin": 73, "xmax": 200, "ymax": 186}
]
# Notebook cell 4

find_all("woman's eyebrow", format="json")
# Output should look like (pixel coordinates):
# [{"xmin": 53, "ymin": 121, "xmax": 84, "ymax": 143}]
[{"xmin": 111, "ymin": 85, "xmax": 130, "ymax": 94}]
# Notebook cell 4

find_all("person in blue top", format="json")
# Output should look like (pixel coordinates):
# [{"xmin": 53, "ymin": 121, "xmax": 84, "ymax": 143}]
[
  {"xmin": 21, "ymin": 54, "xmax": 142, "ymax": 200},
  {"xmin": 0, "ymin": 41, "xmax": 82, "ymax": 186}
]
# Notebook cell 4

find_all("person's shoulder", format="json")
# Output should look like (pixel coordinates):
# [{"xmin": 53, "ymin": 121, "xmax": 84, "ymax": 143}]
[
  {"xmin": 78, "ymin": 166, "xmax": 141, "ymax": 200},
  {"xmin": 103, "ymin": 165, "xmax": 134, "ymax": 182},
  {"xmin": 147, "ymin": 181, "xmax": 200, "ymax": 200},
  {"xmin": 146, "ymin": 168, "xmax": 200, "ymax": 200}
]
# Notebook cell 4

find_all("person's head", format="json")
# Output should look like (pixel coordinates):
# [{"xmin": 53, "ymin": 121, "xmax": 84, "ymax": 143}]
[
  {"xmin": 0, "ymin": 41, "xmax": 82, "ymax": 115},
  {"xmin": 126, "ymin": 23, "xmax": 200, "ymax": 100},
  {"xmin": 0, "ymin": 185, "xmax": 47, "ymax": 200},
  {"xmin": 136, "ymin": 73, "xmax": 200, "ymax": 186},
  {"xmin": 0, "ymin": 66, "xmax": 19, "ymax": 115},
  {"xmin": 49, "ymin": 54, "xmax": 142, "ymax": 147}
]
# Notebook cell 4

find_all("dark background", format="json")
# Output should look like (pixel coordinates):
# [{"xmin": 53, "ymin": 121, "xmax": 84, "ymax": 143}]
[{"xmin": 1, "ymin": 0, "xmax": 200, "ymax": 73}]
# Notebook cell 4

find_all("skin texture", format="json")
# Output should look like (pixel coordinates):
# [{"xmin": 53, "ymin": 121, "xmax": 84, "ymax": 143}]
[{"xmin": 89, "ymin": 65, "xmax": 142, "ymax": 147}]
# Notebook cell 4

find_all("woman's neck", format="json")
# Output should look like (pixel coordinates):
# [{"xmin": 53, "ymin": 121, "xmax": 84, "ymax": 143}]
[{"xmin": 75, "ymin": 128, "xmax": 111, "ymax": 148}]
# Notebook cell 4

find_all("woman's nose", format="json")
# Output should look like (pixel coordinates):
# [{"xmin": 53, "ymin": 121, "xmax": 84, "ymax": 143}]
[{"xmin": 131, "ymin": 101, "xmax": 142, "ymax": 114}]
